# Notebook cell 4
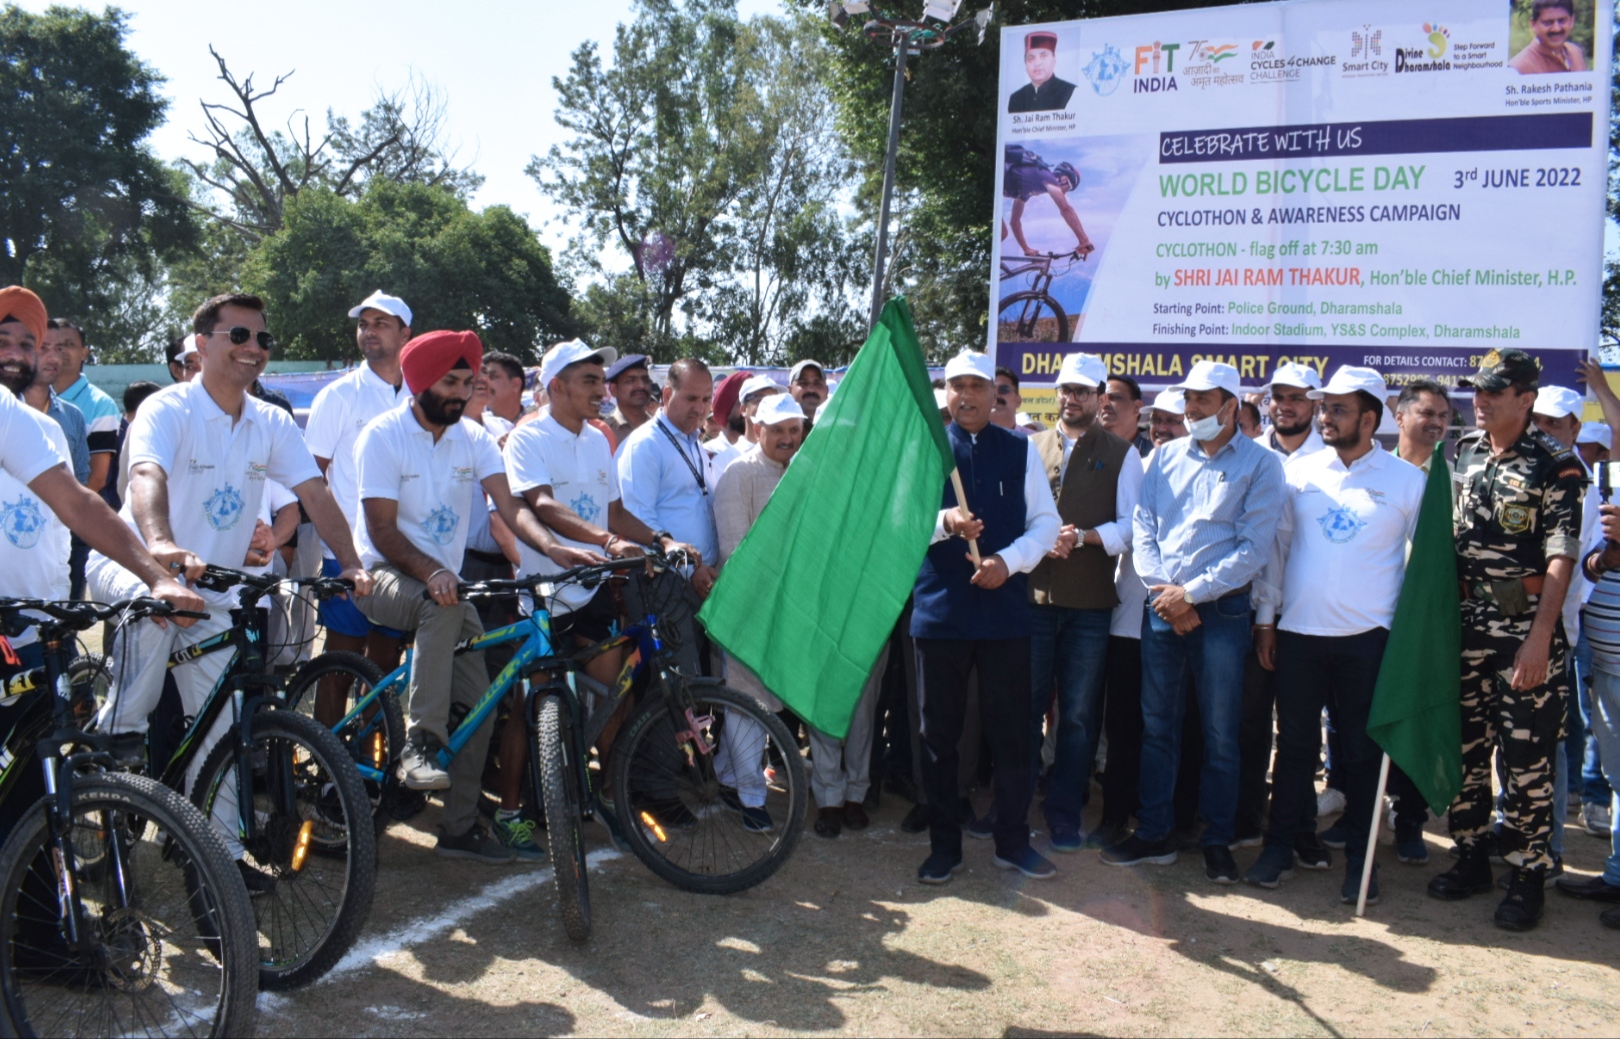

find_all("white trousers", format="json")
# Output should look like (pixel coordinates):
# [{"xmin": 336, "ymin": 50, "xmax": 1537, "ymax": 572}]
[{"xmin": 808, "ymin": 647, "xmax": 888, "ymax": 809}]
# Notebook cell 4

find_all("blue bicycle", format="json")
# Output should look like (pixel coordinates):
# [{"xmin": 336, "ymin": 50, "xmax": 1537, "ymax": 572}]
[{"xmin": 283, "ymin": 550, "xmax": 806, "ymax": 942}]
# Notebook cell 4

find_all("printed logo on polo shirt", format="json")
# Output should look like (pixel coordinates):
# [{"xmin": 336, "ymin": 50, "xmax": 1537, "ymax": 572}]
[
  {"xmin": 246, "ymin": 461, "xmax": 268, "ymax": 482},
  {"xmin": 204, "ymin": 485, "xmax": 246, "ymax": 531},
  {"xmin": 1317, "ymin": 504, "xmax": 1367, "ymax": 544},
  {"xmin": 452, "ymin": 465, "xmax": 476, "ymax": 483},
  {"xmin": 420, "ymin": 504, "xmax": 459, "ymax": 546},
  {"xmin": 0, "ymin": 496, "xmax": 45, "ymax": 548},
  {"xmin": 187, "ymin": 459, "xmax": 215, "ymax": 474},
  {"xmin": 569, "ymin": 492, "xmax": 601, "ymax": 524}
]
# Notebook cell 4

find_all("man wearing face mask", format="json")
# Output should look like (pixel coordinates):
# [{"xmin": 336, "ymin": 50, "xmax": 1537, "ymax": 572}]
[{"xmin": 1102, "ymin": 360, "xmax": 1284, "ymax": 884}]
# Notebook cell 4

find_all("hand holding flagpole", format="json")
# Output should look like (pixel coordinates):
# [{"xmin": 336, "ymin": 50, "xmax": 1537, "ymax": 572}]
[{"xmin": 949, "ymin": 469, "xmax": 982, "ymax": 566}]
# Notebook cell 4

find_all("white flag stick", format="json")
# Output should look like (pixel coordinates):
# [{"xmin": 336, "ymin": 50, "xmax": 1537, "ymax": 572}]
[
  {"xmin": 949, "ymin": 468, "xmax": 982, "ymax": 566},
  {"xmin": 1356, "ymin": 752, "xmax": 1392, "ymax": 918}
]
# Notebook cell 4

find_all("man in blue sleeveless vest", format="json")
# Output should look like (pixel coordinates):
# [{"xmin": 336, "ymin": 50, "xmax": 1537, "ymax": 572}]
[{"xmin": 913, "ymin": 350, "xmax": 1062, "ymax": 885}]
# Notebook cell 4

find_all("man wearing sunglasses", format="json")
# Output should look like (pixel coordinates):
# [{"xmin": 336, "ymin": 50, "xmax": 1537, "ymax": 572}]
[{"xmin": 86, "ymin": 292, "xmax": 373, "ymax": 889}]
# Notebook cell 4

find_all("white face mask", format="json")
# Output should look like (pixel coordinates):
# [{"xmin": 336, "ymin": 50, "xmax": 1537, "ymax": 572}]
[{"xmin": 1187, "ymin": 399, "xmax": 1232, "ymax": 442}]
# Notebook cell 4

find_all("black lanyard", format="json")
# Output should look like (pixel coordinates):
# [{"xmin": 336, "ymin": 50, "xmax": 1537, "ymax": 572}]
[{"xmin": 657, "ymin": 419, "xmax": 708, "ymax": 496}]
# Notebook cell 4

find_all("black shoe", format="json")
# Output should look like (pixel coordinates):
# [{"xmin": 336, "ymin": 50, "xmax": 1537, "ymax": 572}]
[
  {"xmin": 917, "ymin": 850, "xmax": 963, "ymax": 885},
  {"xmin": 1100, "ymin": 832, "xmax": 1178, "ymax": 867},
  {"xmin": 1342, "ymin": 861, "xmax": 1381, "ymax": 906},
  {"xmin": 1555, "ymin": 874, "xmax": 1620, "ymax": 903},
  {"xmin": 843, "ymin": 801, "xmax": 871, "ymax": 832},
  {"xmin": 1495, "ymin": 869, "xmax": 1546, "ymax": 931},
  {"xmin": 1204, "ymin": 845, "xmax": 1240, "ymax": 884},
  {"xmin": 236, "ymin": 859, "xmax": 278, "ymax": 898},
  {"xmin": 1086, "ymin": 818, "xmax": 1130, "ymax": 850},
  {"xmin": 107, "ymin": 732, "xmax": 148, "ymax": 770},
  {"xmin": 1499, "ymin": 856, "xmax": 1562, "ymax": 890},
  {"xmin": 1294, "ymin": 833, "xmax": 1333, "ymax": 871},
  {"xmin": 1429, "ymin": 852, "xmax": 1494, "ymax": 900},
  {"xmin": 814, "ymin": 807, "xmax": 842, "ymax": 839},
  {"xmin": 436, "ymin": 824, "xmax": 518, "ymax": 864},
  {"xmin": 993, "ymin": 847, "xmax": 1057, "ymax": 879},
  {"xmin": 900, "ymin": 803, "xmax": 934, "ymax": 834},
  {"xmin": 862, "ymin": 784, "xmax": 882, "ymax": 811}
]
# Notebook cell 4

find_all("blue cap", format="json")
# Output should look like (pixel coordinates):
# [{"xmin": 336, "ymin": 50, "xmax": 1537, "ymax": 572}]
[{"xmin": 605, "ymin": 354, "xmax": 650, "ymax": 382}]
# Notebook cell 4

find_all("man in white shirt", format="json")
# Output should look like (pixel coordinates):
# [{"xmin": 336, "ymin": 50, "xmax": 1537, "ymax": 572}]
[
  {"xmin": 1025, "ymin": 352, "xmax": 1142, "ymax": 852},
  {"xmin": 87, "ymin": 293, "xmax": 368, "ymax": 881},
  {"xmin": 706, "ymin": 374, "xmax": 781, "ymax": 477},
  {"xmin": 303, "ymin": 290, "xmax": 412, "ymax": 685},
  {"xmin": 479, "ymin": 351, "xmax": 528, "ymax": 440},
  {"xmin": 1147, "ymin": 390, "xmax": 1187, "ymax": 448},
  {"xmin": 1263, "ymin": 362, "xmax": 1327, "ymax": 461},
  {"xmin": 787, "ymin": 359, "xmax": 829, "ymax": 417},
  {"xmin": 1246, "ymin": 366, "xmax": 1425, "ymax": 904},
  {"xmin": 352, "ymin": 329, "xmax": 583, "ymax": 864}
]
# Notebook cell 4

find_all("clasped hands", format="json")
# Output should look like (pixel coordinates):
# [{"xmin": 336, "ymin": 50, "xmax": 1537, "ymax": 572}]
[
  {"xmin": 943, "ymin": 506, "xmax": 1009, "ymax": 589},
  {"xmin": 1149, "ymin": 583, "xmax": 1201, "ymax": 635}
]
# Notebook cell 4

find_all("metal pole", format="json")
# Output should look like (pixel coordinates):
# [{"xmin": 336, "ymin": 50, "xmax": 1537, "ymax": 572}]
[
  {"xmin": 1355, "ymin": 753, "xmax": 1392, "ymax": 917},
  {"xmin": 868, "ymin": 32, "xmax": 909, "ymax": 328}
]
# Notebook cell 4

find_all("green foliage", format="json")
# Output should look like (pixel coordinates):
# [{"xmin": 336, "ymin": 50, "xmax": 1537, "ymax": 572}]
[
  {"xmin": 245, "ymin": 181, "xmax": 575, "ymax": 362},
  {"xmin": 533, "ymin": 1, "xmax": 863, "ymax": 365},
  {"xmin": 0, "ymin": 4, "xmax": 198, "ymax": 355}
]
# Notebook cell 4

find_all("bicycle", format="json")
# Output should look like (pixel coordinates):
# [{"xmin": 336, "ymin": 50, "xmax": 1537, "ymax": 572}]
[
  {"xmin": 285, "ymin": 549, "xmax": 807, "ymax": 942},
  {"xmin": 997, "ymin": 252, "xmax": 1077, "ymax": 342},
  {"xmin": 100, "ymin": 564, "xmax": 378, "ymax": 991},
  {"xmin": 0, "ymin": 596, "xmax": 258, "ymax": 1037}
]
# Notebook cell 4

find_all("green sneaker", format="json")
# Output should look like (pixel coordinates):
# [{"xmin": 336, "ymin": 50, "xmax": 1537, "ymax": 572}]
[{"xmin": 492, "ymin": 814, "xmax": 548, "ymax": 861}]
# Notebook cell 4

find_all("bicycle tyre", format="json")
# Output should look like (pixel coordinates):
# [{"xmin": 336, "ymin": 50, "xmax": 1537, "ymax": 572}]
[
  {"xmin": 0, "ymin": 771, "xmax": 258, "ymax": 1038},
  {"xmin": 612, "ymin": 682, "xmax": 806, "ymax": 895},
  {"xmin": 282, "ymin": 651, "xmax": 404, "ymax": 834},
  {"xmin": 192, "ymin": 710, "xmax": 377, "ymax": 990},
  {"xmin": 996, "ymin": 290, "xmax": 1070, "ymax": 342},
  {"xmin": 535, "ymin": 693, "xmax": 591, "ymax": 942}
]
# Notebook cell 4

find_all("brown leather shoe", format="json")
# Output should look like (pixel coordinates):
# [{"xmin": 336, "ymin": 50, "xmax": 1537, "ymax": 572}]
[
  {"xmin": 843, "ymin": 800, "xmax": 870, "ymax": 831},
  {"xmin": 814, "ymin": 807, "xmax": 842, "ymax": 839}
]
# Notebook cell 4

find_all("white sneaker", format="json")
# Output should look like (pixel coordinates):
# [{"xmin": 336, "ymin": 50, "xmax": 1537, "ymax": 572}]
[
  {"xmin": 398, "ymin": 742, "xmax": 451, "ymax": 791},
  {"xmin": 1317, "ymin": 787, "xmax": 1346, "ymax": 818},
  {"xmin": 1581, "ymin": 801, "xmax": 1613, "ymax": 838}
]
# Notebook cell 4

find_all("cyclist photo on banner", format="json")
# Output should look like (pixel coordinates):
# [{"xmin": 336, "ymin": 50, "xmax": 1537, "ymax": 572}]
[{"xmin": 1002, "ymin": 142, "xmax": 1093, "ymax": 259}]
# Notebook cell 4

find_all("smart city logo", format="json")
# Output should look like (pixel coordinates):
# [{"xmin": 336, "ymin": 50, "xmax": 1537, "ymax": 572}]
[
  {"xmin": 1345, "ymin": 24, "xmax": 1390, "ymax": 76},
  {"xmin": 1081, "ymin": 43, "xmax": 1128, "ymax": 96}
]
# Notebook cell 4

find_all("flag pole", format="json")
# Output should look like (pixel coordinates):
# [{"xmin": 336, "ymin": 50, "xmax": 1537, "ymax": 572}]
[
  {"xmin": 949, "ymin": 469, "xmax": 982, "ymax": 565},
  {"xmin": 1356, "ymin": 753, "xmax": 1392, "ymax": 917}
]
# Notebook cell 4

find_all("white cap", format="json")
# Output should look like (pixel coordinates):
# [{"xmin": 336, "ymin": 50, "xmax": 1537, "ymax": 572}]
[
  {"xmin": 1308, "ymin": 365, "xmax": 1389, "ymax": 401},
  {"xmin": 1150, "ymin": 389, "xmax": 1186, "ymax": 416},
  {"xmin": 943, "ymin": 350, "xmax": 995, "ymax": 384},
  {"xmin": 179, "ymin": 343, "xmax": 199, "ymax": 361},
  {"xmin": 1270, "ymin": 361, "xmax": 1322, "ymax": 391},
  {"xmin": 740, "ymin": 374, "xmax": 781, "ymax": 401},
  {"xmin": 1578, "ymin": 421, "xmax": 1612, "ymax": 449},
  {"xmin": 1532, "ymin": 385, "xmax": 1584, "ymax": 420},
  {"xmin": 539, "ymin": 339, "xmax": 617, "ymax": 388},
  {"xmin": 755, "ymin": 394, "xmax": 806, "ymax": 428},
  {"xmin": 347, "ymin": 290, "xmax": 413, "ymax": 326},
  {"xmin": 1056, "ymin": 352, "xmax": 1107, "ymax": 389},
  {"xmin": 789, "ymin": 359, "xmax": 826, "ymax": 383},
  {"xmin": 1173, "ymin": 360, "xmax": 1241, "ymax": 397}
]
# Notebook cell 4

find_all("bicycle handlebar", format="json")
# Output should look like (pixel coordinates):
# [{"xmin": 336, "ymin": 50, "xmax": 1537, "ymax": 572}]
[
  {"xmin": 195, "ymin": 564, "xmax": 354, "ymax": 601},
  {"xmin": 0, "ymin": 596, "xmax": 208, "ymax": 634},
  {"xmin": 420, "ymin": 546, "xmax": 692, "ymax": 602}
]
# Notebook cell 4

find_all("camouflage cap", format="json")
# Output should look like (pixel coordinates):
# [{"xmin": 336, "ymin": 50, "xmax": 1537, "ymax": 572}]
[{"xmin": 1459, "ymin": 348, "xmax": 1539, "ymax": 392}]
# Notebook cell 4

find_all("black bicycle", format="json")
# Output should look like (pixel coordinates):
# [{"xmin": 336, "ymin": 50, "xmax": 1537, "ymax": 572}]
[
  {"xmin": 100, "ymin": 565, "xmax": 377, "ymax": 991},
  {"xmin": 998, "ymin": 252, "xmax": 1076, "ymax": 342},
  {"xmin": 0, "ymin": 596, "xmax": 258, "ymax": 1037}
]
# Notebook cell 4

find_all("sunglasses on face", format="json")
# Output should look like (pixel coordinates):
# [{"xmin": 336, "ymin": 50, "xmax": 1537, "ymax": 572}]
[{"xmin": 206, "ymin": 327, "xmax": 276, "ymax": 351}]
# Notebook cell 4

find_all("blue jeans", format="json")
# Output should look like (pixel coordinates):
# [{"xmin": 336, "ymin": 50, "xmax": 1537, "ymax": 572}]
[
  {"xmin": 1029, "ymin": 605, "xmax": 1112, "ymax": 832},
  {"xmin": 1586, "ymin": 669, "xmax": 1620, "ymax": 886},
  {"xmin": 1136, "ymin": 593, "xmax": 1252, "ymax": 846},
  {"xmin": 1577, "ymin": 626, "xmax": 1612, "ymax": 804}
]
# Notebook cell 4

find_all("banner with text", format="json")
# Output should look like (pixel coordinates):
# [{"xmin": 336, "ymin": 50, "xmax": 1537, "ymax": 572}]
[{"xmin": 990, "ymin": 0, "xmax": 1613, "ymax": 392}]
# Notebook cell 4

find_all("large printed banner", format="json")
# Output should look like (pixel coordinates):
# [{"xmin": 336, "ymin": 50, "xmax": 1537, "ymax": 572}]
[{"xmin": 989, "ymin": 0, "xmax": 1613, "ymax": 394}]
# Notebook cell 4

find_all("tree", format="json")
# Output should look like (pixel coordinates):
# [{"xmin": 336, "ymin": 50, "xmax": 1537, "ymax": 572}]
[
  {"xmin": 183, "ymin": 48, "xmax": 482, "ymax": 242},
  {"xmin": 0, "ymin": 5, "xmax": 197, "ymax": 351},
  {"xmin": 533, "ymin": 1, "xmax": 864, "ymax": 364},
  {"xmin": 245, "ymin": 180, "xmax": 575, "ymax": 362}
]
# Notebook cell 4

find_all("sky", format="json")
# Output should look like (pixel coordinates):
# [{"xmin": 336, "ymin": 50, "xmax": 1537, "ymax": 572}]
[{"xmin": 15, "ymin": 0, "xmax": 786, "ymax": 256}]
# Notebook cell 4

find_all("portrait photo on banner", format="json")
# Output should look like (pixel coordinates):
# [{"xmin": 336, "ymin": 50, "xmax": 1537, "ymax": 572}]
[{"xmin": 1509, "ymin": 0, "xmax": 1595, "ymax": 74}]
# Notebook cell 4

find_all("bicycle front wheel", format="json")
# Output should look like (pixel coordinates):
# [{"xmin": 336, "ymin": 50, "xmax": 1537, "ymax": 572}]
[
  {"xmin": 534, "ymin": 693, "xmax": 591, "ymax": 942},
  {"xmin": 283, "ymin": 651, "xmax": 404, "ymax": 833},
  {"xmin": 0, "ymin": 771, "xmax": 259, "ymax": 1038},
  {"xmin": 996, "ymin": 291, "xmax": 1070, "ymax": 342},
  {"xmin": 612, "ymin": 681, "xmax": 806, "ymax": 895},
  {"xmin": 192, "ymin": 710, "xmax": 377, "ymax": 990}
]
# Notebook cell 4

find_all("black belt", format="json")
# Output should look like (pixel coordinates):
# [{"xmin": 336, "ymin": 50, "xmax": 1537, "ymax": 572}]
[{"xmin": 464, "ymin": 548, "xmax": 510, "ymax": 567}]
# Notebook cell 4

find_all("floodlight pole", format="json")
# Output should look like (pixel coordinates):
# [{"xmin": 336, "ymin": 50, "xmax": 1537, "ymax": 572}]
[{"xmin": 868, "ymin": 35, "xmax": 909, "ymax": 327}]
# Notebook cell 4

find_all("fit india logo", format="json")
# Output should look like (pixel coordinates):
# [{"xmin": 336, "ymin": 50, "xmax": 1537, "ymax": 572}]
[
  {"xmin": 1081, "ymin": 43, "xmax": 1128, "ymax": 96},
  {"xmin": 1132, "ymin": 40, "xmax": 1180, "ymax": 93},
  {"xmin": 203, "ymin": 485, "xmax": 244, "ymax": 532},
  {"xmin": 0, "ymin": 496, "xmax": 44, "ymax": 549},
  {"xmin": 1317, "ymin": 504, "xmax": 1367, "ymax": 545}
]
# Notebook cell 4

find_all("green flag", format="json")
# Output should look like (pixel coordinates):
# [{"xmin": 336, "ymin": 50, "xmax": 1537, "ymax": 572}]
[
  {"xmin": 1367, "ymin": 454, "xmax": 1463, "ymax": 817},
  {"xmin": 697, "ymin": 298, "xmax": 953, "ymax": 739}
]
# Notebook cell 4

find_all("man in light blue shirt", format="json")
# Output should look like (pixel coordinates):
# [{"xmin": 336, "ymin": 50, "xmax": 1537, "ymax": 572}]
[{"xmin": 1102, "ymin": 360, "xmax": 1284, "ymax": 884}]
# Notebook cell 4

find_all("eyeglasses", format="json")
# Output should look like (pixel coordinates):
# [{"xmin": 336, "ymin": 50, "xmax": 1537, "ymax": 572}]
[
  {"xmin": 1057, "ymin": 386, "xmax": 1097, "ymax": 399},
  {"xmin": 206, "ymin": 327, "xmax": 276, "ymax": 351}
]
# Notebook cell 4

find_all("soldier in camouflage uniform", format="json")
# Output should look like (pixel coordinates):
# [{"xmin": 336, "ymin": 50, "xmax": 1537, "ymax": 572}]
[{"xmin": 1428, "ymin": 349, "xmax": 1585, "ymax": 931}]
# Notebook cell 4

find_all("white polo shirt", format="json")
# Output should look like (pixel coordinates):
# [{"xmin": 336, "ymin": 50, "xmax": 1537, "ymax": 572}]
[
  {"xmin": 243, "ymin": 479, "xmax": 299, "ymax": 577},
  {"xmin": 504, "ymin": 414, "xmax": 619, "ymax": 614},
  {"xmin": 112, "ymin": 381, "xmax": 320, "ymax": 606},
  {"xmin": 0, "ymin": 408, "xmax": 73, "ymax": 646},
  {"xmin": 304, "ymin": 364, "xmax": 406, "ymax": 542},
  {"xmin": 1257, "ymin": 443, "xmax": 1425, "ymax": 636},
  {"xmin": 0, "ymin": 386, "xmax": 66, "ymax": 489},
  {"xmin": 1266, "ymin": 426, "xmax": 1327, "ymax": 464},
  {"xmin": 354, "ymin": 403, "xmax": 505, "ymax": 572}
]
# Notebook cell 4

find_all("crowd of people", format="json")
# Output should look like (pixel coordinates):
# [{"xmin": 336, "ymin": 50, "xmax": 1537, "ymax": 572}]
[{"xmin": 0, "ymin": 281, "xmax": 1615, "ymax": 940}]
